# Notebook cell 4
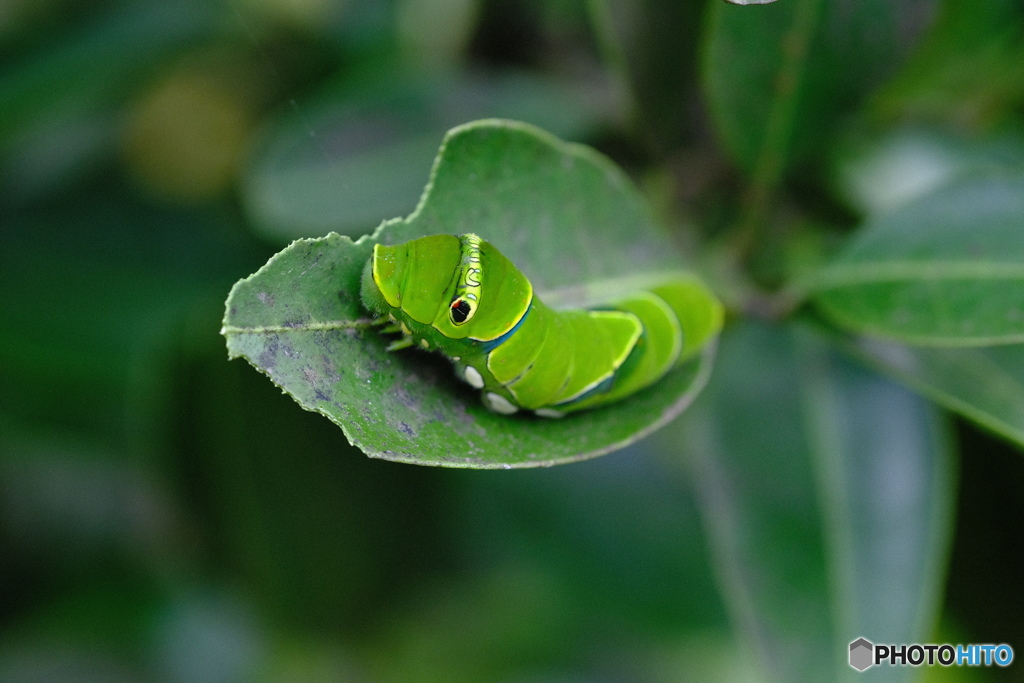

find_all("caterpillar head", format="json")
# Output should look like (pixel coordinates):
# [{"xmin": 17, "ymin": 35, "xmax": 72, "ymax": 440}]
[{"xmin": 362, "ymin": 233, "xmax": 531, "ymax": 342}]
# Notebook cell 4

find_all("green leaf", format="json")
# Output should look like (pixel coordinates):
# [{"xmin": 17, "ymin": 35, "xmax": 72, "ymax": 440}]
[
  {"xmin": 668, "ymin": 322, "xmax": 953, "ymax": 680},
  {"xmin": 838, "ymin": 335, "xmax": 1024, "ymax": 451},
  {"xmin": 812, "ymin": 174, "xmax": 1024, "ymax": 346},
  {"xmin": 796, "ymin": 328, "xmax": 954, "ymax": 676},
  {"xmin": 703, "ymin": 0, "xmax": 936, "ymax": 179},
  {"xmin": 831, "ymin": 127, "xmax": 1024, "ymax": 215},
  {"xmin": 223, "ymin": 120, "xmax": 719, "ymax": 468},
  {"xmin": 871, "ymin": 0, "xmax": 1024, "ymax": 128},
  {"xmin": 242, "ymin": 71, "xmax": 611, "ymax": 241}
]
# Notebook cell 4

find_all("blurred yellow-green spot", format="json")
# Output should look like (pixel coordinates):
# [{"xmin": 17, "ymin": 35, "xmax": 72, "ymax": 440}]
[{"xmin": 121, "ymin": 67, "xmax": 254, "ymax": 203}]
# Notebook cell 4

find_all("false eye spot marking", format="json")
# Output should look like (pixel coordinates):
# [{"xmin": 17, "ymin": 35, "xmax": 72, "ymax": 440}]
[{"xmin": 450, "ymin": 298, "xmax": 473, "ymax": 324}]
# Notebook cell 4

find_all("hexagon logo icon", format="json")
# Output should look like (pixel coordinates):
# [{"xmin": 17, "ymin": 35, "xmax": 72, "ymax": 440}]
[{"xmin": 849, "ymin": 638, "xmax": 874, "ymax": 671}]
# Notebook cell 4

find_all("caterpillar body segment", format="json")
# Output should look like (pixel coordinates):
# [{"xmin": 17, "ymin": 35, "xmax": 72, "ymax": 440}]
[{"xmin": 360, "ymin": 233, "xmax": 722, "ymax": 416}]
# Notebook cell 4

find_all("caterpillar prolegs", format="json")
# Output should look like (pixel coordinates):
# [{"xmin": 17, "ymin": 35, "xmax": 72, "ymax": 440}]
[{"xmin": 360, "ymin": 234, "xmax": 722, "ymax": 417}]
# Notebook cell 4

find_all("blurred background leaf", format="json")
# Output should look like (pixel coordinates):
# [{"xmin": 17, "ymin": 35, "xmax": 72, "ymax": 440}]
[
  {"xmin": 702, "ymin": 0, "xmax": 937, "ymax": 181},
  {"xmin": 811, "ymin": 174, "xmax": 1024, "ymax": 346},
  {"xmin": 836, "ymin": 337, "xmax": 1024, "ymax": 452},
  {"xmin": 667, "ymin": 322, "xmax": 954, "ymax": 680},
  {"xmin": 830, "ymin": 127, "xmax": 1024, "ymax": 216},
  {"xmin": 243, "ymin": 69, "xmax": 613, "ymax": 240}
]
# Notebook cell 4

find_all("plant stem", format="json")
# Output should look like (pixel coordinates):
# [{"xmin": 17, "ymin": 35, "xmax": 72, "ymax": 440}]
[
  {"xmin": 584, "ymin": 0, "xmax": 640, "ymax": 131},
  {"xmin": 735, "ymin": 0, "xmax": 823, "ymax": 263}
]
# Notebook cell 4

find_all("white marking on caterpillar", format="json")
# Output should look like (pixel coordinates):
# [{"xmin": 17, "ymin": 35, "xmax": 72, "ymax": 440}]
[
  {"xmin": 464, "ymin": 366, "xmax": 484, "ymax": 389},
  {"xmin": 534, "ymin": 408, "xmax": 565, "ymax": 419},
  {"xmin": 484, "ymin": 392, "xmax": 518, "ymax": 414},
  {"xmin": 419, "ymin": 339, "xmax": 429, "ymax": 349}
]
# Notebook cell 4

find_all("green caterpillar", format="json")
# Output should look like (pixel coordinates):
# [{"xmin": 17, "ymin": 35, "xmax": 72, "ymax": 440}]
[{"xmin": 360, "ymin": 233, "xmax": 722, "ymax": 417}]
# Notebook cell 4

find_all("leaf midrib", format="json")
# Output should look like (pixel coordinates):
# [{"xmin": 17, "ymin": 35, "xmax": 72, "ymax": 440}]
[
  {"xmin": 221, "ymin": 319, "xmax": 377, "ymax": 335},
  {"xmin": 815, "ymin": 260, "xmax": 1024, "ymax": 289},
  {"xmin": 853, "ymin": 341, "xmax": 1024, "ymax": 447}
]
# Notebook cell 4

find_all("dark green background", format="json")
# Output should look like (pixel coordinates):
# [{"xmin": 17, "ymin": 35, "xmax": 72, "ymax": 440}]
[{"xmin": 2, "ymin": 0, "xmax": 1023, "ymax": 680}]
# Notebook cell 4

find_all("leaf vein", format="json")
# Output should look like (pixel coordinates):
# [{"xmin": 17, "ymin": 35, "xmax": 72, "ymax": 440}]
[
  {"xmin": 221, "ymin": 319, "xmax": 376, "ymax": 335},
  {"xmin": 815, "ymin": 261, "xmax": 1024, "ymax": 288}
]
